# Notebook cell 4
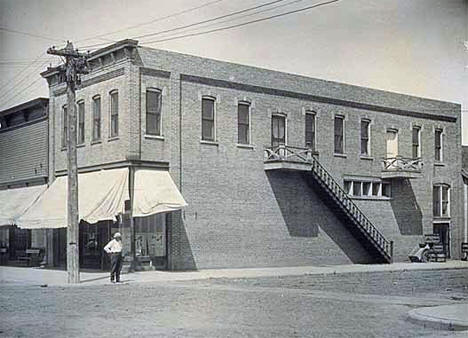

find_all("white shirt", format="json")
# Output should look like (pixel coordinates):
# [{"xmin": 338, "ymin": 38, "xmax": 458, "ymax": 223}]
[{"xmin": 104, "ymin": 239, "xmax": 123, "ymax": 253}]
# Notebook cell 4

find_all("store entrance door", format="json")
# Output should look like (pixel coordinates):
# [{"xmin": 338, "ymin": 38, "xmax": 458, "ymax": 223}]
[{"xmin": 433, "ymin": 223, "xmax": 450, "ymax": 258}]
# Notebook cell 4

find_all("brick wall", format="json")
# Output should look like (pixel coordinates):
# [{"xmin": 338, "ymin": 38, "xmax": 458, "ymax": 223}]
[{"xmin": 45, "ymin": 43, "xmax": 463, "ymax": 269}]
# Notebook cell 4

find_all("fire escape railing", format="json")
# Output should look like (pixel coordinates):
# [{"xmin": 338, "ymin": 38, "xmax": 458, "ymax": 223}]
[
  {"xmin": 382, "ymin": 156, "xmax": 422, "ymax": 172},
  {"xmin": 265, "ymin": 145, "xmax": 393, "ymax": 262}
]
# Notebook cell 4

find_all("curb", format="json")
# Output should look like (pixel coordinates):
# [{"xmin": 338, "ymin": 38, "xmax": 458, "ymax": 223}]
[{"xmin": 407, "ymin": 305, "xmax": 468, "ymax": 331}]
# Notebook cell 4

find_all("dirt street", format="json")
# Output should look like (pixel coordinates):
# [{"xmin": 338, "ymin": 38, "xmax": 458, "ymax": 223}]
[{"xmin": 1, "ymin": 268, "xmax": 467, "ymax": 337}]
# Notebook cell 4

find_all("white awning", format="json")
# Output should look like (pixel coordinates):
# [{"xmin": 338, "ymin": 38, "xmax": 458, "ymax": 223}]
[
  {"xmin": 17, "ymin": 168, "xmax": 129, "ymax": 229},
  {"xmin": 133, "ymin": 169, "xmax": 187, "ymax": 217},
  {"xmin": 0, "ymin": 185, "xmax": 47, "ymax": 226}
]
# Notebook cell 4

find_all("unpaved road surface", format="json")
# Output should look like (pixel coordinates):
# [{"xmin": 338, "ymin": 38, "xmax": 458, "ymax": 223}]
[{"xmin": 1, "ymin": 268, "xmax": 467, "ymax": 337}]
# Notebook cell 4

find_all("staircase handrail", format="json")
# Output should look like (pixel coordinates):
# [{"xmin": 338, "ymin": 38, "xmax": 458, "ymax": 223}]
[{"xmin": 310, "ymin": 157, "xmax": 392, "ymax": 256}]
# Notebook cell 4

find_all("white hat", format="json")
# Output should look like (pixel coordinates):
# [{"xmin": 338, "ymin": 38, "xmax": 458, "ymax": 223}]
[{"xmin": 113, "ymin": 232, "xmax": 122, "ymax": 238}]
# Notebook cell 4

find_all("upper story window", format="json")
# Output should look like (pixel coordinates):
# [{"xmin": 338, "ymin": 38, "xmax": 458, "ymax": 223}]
[
  {"xmin": 435, "ymin": 128, "xmax": 443, "ymax": 161},
  {"xmin": 334, "ymin": 115, "xmax": 344, "ymax": 154},
  {"xmin": 433, "ymin": 184, "xmax": 450, "ymax": 217},
  {"xmin": 92, "ymin": 95, "xmax": 101, "ymax": 141},
  {"xmin": 271, "ymin": 114, "xmax": 286, "ymax": 147},
  {"xmin": 201, "ymin": 97, "xmax": 215, "ymax": 141},
  {"xmin": 77, "ymin": 101, "xmax": 85, "ymax": 144},
  {"xmin": 360, "ymin": 119, "xmax": 370, "ymax": 156},
  {"xmin": 62, "ymin": 105, "xmax": 68, "ymax": 148},
  {"xmin": 109, "ymin": 90, "xmax": 119, "ymax": 138},
  {"xmin": 412, "ymin": 126, "xmax": 421, "ymax": 158},
  {"xmin": 305, "ymin": 112, "xmax": 316, "ymax": 151},
  {"xmin": 146, "ymin": 89, "xmax": 162, "ymax": 136},
  {"xmin": 237, "ymin": 102, "xmax": 250, "ymax": 145}
]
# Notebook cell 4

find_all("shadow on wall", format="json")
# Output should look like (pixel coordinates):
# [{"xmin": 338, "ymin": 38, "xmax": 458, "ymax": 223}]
[
  {"xmin": 266, "ymin": 170, "xmax": 374, "ymax": 264},
  {"xmin": 266, "ymin": 171, "xmax": 318, "ymax": 237},
  {"xmin": 169, "ymin": 211, "xmax": 197, "ymax": 270},
  {"xmin": 390, "ymin": 179, "xmax": 423, "ymax": 235}
]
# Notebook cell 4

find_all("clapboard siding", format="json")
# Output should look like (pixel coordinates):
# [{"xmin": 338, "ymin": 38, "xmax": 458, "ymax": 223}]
[{"xmin": 0, "ymin": 119, "xmax": 48, "ymax": 184}]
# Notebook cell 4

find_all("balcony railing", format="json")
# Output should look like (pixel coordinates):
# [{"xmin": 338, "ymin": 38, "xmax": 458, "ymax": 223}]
[
  {"xmin": 382, "ymin": 156, "xmax": 422, "ymax": 171},
  {"xmin": 264, "ymin": 144, "xmax": 314, "ymax": 163},
  {"xmin": 382, "ymin": 156, "xmax": 423, "ymax": 179}
]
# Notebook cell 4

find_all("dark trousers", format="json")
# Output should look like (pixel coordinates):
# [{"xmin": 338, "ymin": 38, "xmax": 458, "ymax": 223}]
[{"xmin": 110, "ymin": 253, "xmax": 123, "ymax": 282}]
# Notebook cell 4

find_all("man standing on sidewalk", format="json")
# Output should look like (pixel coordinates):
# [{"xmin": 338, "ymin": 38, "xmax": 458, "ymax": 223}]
[{"xmin": 104, "ymin": 232, "xmax": 123, "ymax": 283}]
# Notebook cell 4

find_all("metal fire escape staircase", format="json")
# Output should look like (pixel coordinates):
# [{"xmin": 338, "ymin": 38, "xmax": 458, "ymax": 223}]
[{"xmin": 264, "ymin": 145, "xmax": 393, "ymax": 263}]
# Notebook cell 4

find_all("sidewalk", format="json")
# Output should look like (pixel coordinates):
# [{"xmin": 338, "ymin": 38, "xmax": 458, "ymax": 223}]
[
  {"xmin": 408, "ymin": 303, "xmax": 468, "ymax": 331},
  {"xmin": 1, "ymin": 260, "xmax": 467, "ymax": 286}
]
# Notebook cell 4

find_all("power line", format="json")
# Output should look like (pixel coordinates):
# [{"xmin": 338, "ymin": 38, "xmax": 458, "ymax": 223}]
[
  {"xmin": 142, "ymin": 0, "xmax": 307, "ymax": 42},
  {"xmin": 141, "ymin": 0, "xmax": 340, "ymax": 45},
  {"xmin": 76, "ymin": 0, "xmax": 226, "ymax": 46},
  {"xmin": 78, "ymin": 0, "xmax": 288, "ymax": 50},
  {"xmin": 0, "ymin": 58, "xmax": 51, "ymax": 102},
  {"xmin": 0, "ymin": 51, "xmax": 46, "ymax": 90},
  {"xmin": 0, "ymin": 26, "xmax": 66, "ymax": 43},
  {"xmin": 1, "ymin": 76, "xmax": 44, "ymax": 108}
]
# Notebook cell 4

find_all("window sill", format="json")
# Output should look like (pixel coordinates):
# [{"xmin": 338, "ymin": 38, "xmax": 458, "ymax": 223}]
[
  {"xmin": 91, "ymin": 140, "xmax": 102, "ymax": 145},
  {"xmin": 360, "ymin": 155, "xmax": 374, "ymax": 161},
  {"xmin": 349, "ymin": 195, "xmax": 391, "ymax": 201},
  {"xmin": 108, "ymin": 136, "xmax": 120, "ymax": 142},
  {"xmin": 236, "ymin": 143, "xmax": 255, "ymax": 149},
  {"xmin": 434, "ymin": 162, "xmax": 446, "ymax": 167},
  {"xmin": 200, "ymin": 140, "xmax": 219, "ymax": 146},
  {"xmin": 433, "ymin": 216, "xmax": 451, "ymax": 222},
  {"xmin": 145, "ymin": 134, "xmax": 165, "ymax": 140},
  {"xmin": 77, "ymin": 143, "xmax": 85, "ymax": 148},
  {"xmin": 334, "ymin": 153, "xmax": 347, "ymax": 158}
]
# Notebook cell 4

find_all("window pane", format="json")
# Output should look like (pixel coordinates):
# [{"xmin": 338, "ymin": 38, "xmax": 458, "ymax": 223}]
[
  {"xmin": 361, "ymin": 139, "xmax": 368, "ymax": 155},
  {"xmin": 147, "ymin": 91, "xmax": 161, "ymax": 113},
  {"xmin": 110, "ymin": 92, "xmax": 118, "ymax": 137},
  {"xmin": 353, "ymin": 182, "xmax": 361, "ymax": 196},
  {"xmin": 238, "ymin": 104, "xmax": 249, "ymax": 124},
  {"xmin": 363, "ymin": 182, "xmax": 371, "ymax": 196},
  {"xmin": 238, "ymin": 124, "xmax": 249, "ymax": 144},
  {"xmin": 305, "ymin": 114, "xmax": 315, "ymax": 149},
  {"xmin": 441, "ymin": 186, "xmax": 449, "ymax": 216},
  {"xmin": 433, "ymin": 186, "xmax": 440, "ymax": 216},
  {"xmin": 344, "ymin": 181, "xmax": 352, "ymax": 195},
  {"xmin": 412, "ymin": 127, "xmax": 419, "ymax": 144},
  {"xmin": 435, "ymin": 130, "xmax": 442, "ymax": 161},
  {"xmin": 382, "ymin": 183, "xmax": 391, "ymax": 197},
  {"xmin": 202, "ymin": 120, "xmax": 214, "ymax": 140},
  {"xmin": 78, "ymin": 103, "xmax": 85, "ymax": 144},
  {"xmin": 202, "ymin": 98, "xmax": 214, "ymax": 120},
  {"xmin": 361, "ymin": 120, "xmax": 369, "ymax": 138},
  {"xmin": 238, "ymin": 103, "xmax": 249, "ymax": 144},
  {"xmin": 62, "ymin": 107, "xmax": 67, "ymax": 147},
  {"xmin": 372, "ymin": 182, "xmax": 380, "ymax": 196}
]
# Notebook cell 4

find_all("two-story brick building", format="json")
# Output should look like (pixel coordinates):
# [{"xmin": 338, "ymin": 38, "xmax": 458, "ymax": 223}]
[{"xmin": 14, "ymin": 39, "xmax": 464, "ymax": 270}]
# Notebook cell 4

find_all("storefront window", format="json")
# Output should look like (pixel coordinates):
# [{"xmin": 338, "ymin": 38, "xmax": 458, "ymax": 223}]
[{"xmin": 135, "ymin": 213, "xmax": 166, "ymax": 258}]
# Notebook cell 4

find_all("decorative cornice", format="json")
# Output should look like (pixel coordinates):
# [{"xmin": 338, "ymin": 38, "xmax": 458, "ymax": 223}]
[
  {"xmin": 53, "ymin": 68, "xmax": 125, "ymax": 96},
  {"xmin": 180, "ymin": 74, "xmax": 457, "ymax": 123}
]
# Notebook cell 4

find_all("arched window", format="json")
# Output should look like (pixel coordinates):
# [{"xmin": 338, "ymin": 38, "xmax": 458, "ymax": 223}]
[
  {"xmin": 201, "ymin": 96, "xmax": 215, "ymax": 141},
  {"xmin": 109, "ymin": 90, "xmax": 119, "ymax": 137},
  {"xmin": 92, "ymin": 95, "xmax": 101, "ymax": 141},
  {"xmin": 146, "ymin": 88, "xmax": 162, "ymax": 136},
  {"xmin": 77, "ymin": 100, "xmax": 85, "ymax": 144},
  {"xmin": 237, "ymin": 101, "xmax": 250, "ymax": 145}
]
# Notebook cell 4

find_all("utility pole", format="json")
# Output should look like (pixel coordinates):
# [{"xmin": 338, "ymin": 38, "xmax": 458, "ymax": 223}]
[{"xmin": 47, "ymin": 42, "xmax": 89, "ymax": 284}]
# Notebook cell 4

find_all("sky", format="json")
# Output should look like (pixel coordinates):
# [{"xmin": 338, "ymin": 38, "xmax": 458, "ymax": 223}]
[{"xmin": 1, "ymin": 0, "xmax": 467, "ymax": 144}]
